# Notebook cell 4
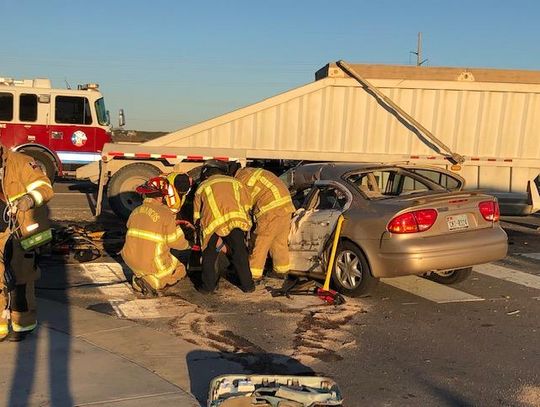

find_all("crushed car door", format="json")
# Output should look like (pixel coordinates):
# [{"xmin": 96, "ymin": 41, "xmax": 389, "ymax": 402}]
[{"xmin": 289, "ymin": 181, "xmax": 352, "ymax": 274}]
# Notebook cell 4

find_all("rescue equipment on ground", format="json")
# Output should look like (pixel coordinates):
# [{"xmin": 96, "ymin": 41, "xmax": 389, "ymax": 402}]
[
  {"xmin": 316, "ymin": 215, "xmax": 345, "ymax": 303},
  {"xmin": 208, "ymin": 374, "xmax": 343, "ymax": 406},
  {"xmin": 268, "ymin": 215, "xmax": 346, "ymax": 305},
  {"xmin": 51, "ymin": 225, "xmax": 104, "ymax": 263},
  {"xmin": 268, "ymin": 277, "xmax": 345, "ymax": 306}
]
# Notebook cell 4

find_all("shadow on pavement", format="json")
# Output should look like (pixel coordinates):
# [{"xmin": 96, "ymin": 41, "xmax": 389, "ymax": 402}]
[
  {"xmin": 186, "ymin": 350, "xmax": 315, "ymax": 405},
  {"xmin": 8, "ymin": 206, "xmax": 74, "ymax": 406}
]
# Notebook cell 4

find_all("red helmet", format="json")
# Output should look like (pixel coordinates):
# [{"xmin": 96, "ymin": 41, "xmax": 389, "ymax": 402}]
[{"xmin": 135, "ymin": 176, "xmax": 169, "ymax": 198}]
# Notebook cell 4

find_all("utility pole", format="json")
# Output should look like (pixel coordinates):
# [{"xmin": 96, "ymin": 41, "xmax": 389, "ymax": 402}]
[{"xmin": 411, "ymin": 32, "xmax": 428, "ymax": 66}]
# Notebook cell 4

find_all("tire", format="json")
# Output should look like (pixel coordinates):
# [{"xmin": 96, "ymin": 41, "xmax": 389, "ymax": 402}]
[
  {"xmin": 107, "ymin": 163, "xmax": 161, "ymax": 220},
  {"xmin": 425, "ymin": 267, "xmax": 472, "ymax": 285},
  {"xmin": 331, "ymin": 241, "xmax": 379, "ymax": 297},
  {"xmin": 21, "ymin": 149, "xmax": 57, "ymax": 182}
]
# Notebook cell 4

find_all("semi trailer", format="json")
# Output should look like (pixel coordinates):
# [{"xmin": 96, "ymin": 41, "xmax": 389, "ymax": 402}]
[{"xmin": 76, "ymin": 61, "xmax": 540, "ymax": 219}]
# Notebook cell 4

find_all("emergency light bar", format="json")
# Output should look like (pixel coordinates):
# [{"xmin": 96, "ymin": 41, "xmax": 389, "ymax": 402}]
[{"xmin": 78, "ymin": 83, "xmax": 99, "ymax": 90}]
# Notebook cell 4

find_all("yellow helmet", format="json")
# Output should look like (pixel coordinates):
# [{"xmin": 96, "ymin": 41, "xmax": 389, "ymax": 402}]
[{"xmin": 164, "ymin": 172, "xmax": 192, "ymax": 211}]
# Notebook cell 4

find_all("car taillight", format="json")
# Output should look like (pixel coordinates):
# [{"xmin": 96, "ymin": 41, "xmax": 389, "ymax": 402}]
[
  {"xmin": 478, "ymin": 200, "xmax": 500, "ymax": 222},
  {"xmin": 387, "ymin": 209, "xmax": 438, "ymax": 233}
]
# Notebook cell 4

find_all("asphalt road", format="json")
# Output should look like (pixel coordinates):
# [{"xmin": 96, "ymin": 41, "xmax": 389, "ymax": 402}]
[{"xmin": 42, "ymin": 180, "xmax": 540, "ymax": 406}]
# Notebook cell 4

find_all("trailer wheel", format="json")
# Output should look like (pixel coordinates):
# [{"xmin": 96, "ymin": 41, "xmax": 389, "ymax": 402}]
[
  {"xmin": 21, "ymin": 149, "xmax": 57, "ymax": 182},
  {"xmin": 107, "ymin": 163, "xmax": 161, "ymax": 220}
]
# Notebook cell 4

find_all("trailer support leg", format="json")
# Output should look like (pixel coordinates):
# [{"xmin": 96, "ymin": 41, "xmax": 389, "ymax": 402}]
[{"xmin": 95, "ymin": 160, "xmax": 108, "ymax": 217}]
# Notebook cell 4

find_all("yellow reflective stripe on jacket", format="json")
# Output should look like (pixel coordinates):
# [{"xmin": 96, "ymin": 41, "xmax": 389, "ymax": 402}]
[
  {"xmin": 233, "ymin": 181, "xmax": 241, "ymax": 206},
  {"xmin": 246, "ymin": 168, "xmax": 263, "ymax": 187},
  {"xmin": 153, "ymin": 243, "xmax": 179, "ymax": 279},
  {"xmin": 204, "ymin": 186, "xmax": 223, "ymax": 221},
  {"xmin": 166, "ymin": 227, "xmax": 184, "ymax": 244},
  {"xmin": 194, "ymin": 211, "xmax": 201, "ymax": 220},
  {"xmin": 258, "ymin": 173, "xmax": 282, "ymax": 200},
  {"xmin": 12, "ymin": 321, "xmax": 37, "ymax": 333},
  {"xmin": 28, "ymin": 189, "xmax": 43, "ymax": 206},
  {"xmin": 198, "ymin": 177, "xmax": 239, "ymax": 191},
  {"xmin": 26, "ymin": 180, "xmax": 52, "ymax": 192},
  {"xmin": 0, "ymin": 324, "xmax": 8, "ymax": 336},
  {"xmin": 128, "ymin": 228, "xmax": 183, "ymax": 245},
  {"xmin": 256, "ymin": 196, "xmax": 293, "ymax": 218},
  {"xmin": 7, "ymin": 191, "xmax": 26, "ymax": 203},
  {"xmin": 127, "ymin": 229, "xmax": 166, "ymax": 243},
  {"xmin": 203, "ymin": 211, "xmax": 250, "ymax": 237}
]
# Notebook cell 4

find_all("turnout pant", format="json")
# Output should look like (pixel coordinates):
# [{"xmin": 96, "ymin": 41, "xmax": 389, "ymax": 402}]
[
  {"xmin": 0, "ymin": 232, "xmax": 38, "ymax": 339},
  {"xmin": 201, "ymin": 229, "xmax": 254, "ymax": 292},
  {"xmin": 132, "ymin": 261, "xmax": 186, "ymax": 292},
  {"xmin": 249, "ymin": 212, "xmax": 291, "ymax": 279}
]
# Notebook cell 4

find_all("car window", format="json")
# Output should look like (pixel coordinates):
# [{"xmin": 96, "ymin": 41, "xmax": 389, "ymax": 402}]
[
  {"xmin": 409, "ymin": 168, "xmax": 462, "ymax": 191},
  {"xmin": 307, "ymin": 185, "xmax": 348, "ymax": 211},
  {"xmin": 347, "ymin": 170, "xmax": 431, "ymax": 198},
  {"xmin": 292, "ymin": 187, "xmax": 311, "ymax": 209}
]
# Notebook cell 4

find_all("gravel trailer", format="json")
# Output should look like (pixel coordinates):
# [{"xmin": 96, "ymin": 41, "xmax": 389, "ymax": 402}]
[{"xmin": 77, "ymin": 61, "xmax": 540, "ymax": 219}]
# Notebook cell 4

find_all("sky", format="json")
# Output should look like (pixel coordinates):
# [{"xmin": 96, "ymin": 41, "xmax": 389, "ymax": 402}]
[{"xmin": 2, "ymin": 0, "xmax": 539, "ymax": 131}]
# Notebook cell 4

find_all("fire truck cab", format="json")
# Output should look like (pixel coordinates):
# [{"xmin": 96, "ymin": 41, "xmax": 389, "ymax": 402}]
[{"xmin": 0, "ymin": 77, "xmax": 112, "ymax": 179}]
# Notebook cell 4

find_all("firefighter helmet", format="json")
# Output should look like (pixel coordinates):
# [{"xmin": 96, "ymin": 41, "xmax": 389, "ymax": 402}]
[
  {"xmin": 200, "ymin": 159, "xmax": 229, "ymax": 181},
  {"xmin": 164, "ymin": 172, "xmax": 192, "ymax": 211},
  {"xmin": 135, "ymin": 176, "xmax": 169, "ymax": 198}
]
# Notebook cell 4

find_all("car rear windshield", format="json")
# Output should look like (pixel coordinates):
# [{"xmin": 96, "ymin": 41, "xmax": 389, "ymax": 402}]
[{"xmin": 347, "ymin": 170, "xmax": 433, "ymax": 199}]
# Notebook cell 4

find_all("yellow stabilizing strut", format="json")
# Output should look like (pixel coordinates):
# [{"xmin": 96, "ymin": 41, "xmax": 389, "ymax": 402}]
[{"xmin": 323, "ymin": 215, "xmax": 345, "ymax": 291}]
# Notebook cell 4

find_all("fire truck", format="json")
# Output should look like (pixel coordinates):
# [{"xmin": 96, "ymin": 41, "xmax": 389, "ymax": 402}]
[{"xmin": 0, "ymin": 76, "xmax": 113, "ymax": 179}]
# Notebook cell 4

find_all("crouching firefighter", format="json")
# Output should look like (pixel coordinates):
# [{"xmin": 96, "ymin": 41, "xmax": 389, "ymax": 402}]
[
  {"xmin": 234, "ymin": 165, "xmax": 295, "ymax": 281},
  {"xmin": 121, "ymin": 174, "xmax": 192, "ymax": 296},
  {"xmin": 194, "ymin": 160, "xmax": 255, "ymax": 294},
  {"xmin": 0, "ymin": 145, "xmax": 54, "ymax": 342}
]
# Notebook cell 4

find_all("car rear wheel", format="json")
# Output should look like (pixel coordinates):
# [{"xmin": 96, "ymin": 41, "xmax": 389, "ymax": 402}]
[
  {"xmin": 331, "ymin": 241, "xmax": 378, "ymax": 297},
  {"xmin": 425, "ymin": 267, "xmax": 472, "ymax": 284}
]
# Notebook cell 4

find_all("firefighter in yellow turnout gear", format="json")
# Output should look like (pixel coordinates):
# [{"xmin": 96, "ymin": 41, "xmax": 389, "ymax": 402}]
[
  {"xmin": 235, "ymin": 167, "xmax": 295, "ymax": 280},
  {"xmin": 121, "ymin": 174, "xmax": 191, "ymax": 296},
  {"xmin": 0, "ymin": 145, "xmax": 54, "ymax": 342},
  {"xmin": 194, "ymin": 160, "xmax": 255, "ymax": 293}
]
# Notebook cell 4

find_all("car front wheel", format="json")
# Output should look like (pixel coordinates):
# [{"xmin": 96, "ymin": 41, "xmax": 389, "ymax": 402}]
[
  {"xmin": 331, "ymin": 241, "xmax": 378, "ymax": 297},
  {"xmin": 425, "ymin": 267, "xmax": 472, "ymax": 284}
]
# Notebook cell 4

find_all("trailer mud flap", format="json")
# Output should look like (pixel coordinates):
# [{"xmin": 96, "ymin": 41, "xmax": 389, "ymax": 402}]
[{"xmin": 528, "ymin": 178, "xmax": 540, "ymax": 214}]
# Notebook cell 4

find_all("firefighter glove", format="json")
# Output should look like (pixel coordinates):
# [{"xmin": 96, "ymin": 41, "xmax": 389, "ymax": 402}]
[{"xmin": 15, "ymin": 194, "xmax": 35, "ymax": 212}]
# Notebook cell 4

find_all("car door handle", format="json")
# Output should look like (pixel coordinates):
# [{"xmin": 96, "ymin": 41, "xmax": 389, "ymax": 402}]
[
  {"xmin": 51, "ymin": 131, "xmax": 63, "ymax": 139},
  {"xmin": 319, "ymin": 221, "xmax": 330, "ymax": 226}
]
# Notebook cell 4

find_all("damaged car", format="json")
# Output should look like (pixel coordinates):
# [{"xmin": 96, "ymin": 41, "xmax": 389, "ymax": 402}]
[{"xmin": 285, "ymin": 163, "xmax": 508, "ymax": 297}]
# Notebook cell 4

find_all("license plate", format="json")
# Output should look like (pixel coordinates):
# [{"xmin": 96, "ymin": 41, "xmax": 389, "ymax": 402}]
[{"xmin": 447, "ymin": 214, "xmax": 469, "ymax": 231}]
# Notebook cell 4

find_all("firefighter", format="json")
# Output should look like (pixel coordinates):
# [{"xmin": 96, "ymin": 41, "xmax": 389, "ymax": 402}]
[
  {"xmin": 0, "ymin": 145, "xmax": 54, "ymax": 342},
  {"xmin": 194, "ymin": 160, "xmax": 255, "ymax": 294},
  {"xmin": 234, "ymin": 166, "xmax": 295, "ymax": 280},
  {"xmin": 121, "ymin": 174, "xmax": 192, "ymax": 296}
]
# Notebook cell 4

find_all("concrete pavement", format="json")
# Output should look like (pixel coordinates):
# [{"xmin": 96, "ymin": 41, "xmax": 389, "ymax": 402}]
[{"xmin": 0, "ymin": 298, "xmax": 209, "ymax": 406}]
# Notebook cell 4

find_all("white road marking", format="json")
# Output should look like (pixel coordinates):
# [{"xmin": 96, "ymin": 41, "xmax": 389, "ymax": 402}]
[
  {"xmin": 81, "ymin": 263, "xmax": 134, "ymax": 300},
  {"xmin": 474, "ymin": 264, "xmax": 540, "ymax": 290},
  {"xmin": 519, "ymin": 252, "xmax": 540, "ymax": 261},
  {"xmin": 381, "ymin": 275, "xmax": 484, "ymax": 303}
]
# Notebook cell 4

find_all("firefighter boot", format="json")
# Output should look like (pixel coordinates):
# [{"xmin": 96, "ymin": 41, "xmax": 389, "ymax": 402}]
[
  {"xmin": 10, "ymin": 282, "xmax": 37, "ymax": 342},
  {"xmin": 132, "ymin": 276, "xmax": 158, "ymax": 298}
]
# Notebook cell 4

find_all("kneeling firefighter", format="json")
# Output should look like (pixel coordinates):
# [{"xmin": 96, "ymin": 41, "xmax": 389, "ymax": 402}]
[
  {"xmin": 121, "ymin": 173, "xmax": 192, "ymax": 296},
  {"xmin": 0, "ymin": 144, "xmax": 54, "ymax": 342}
]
